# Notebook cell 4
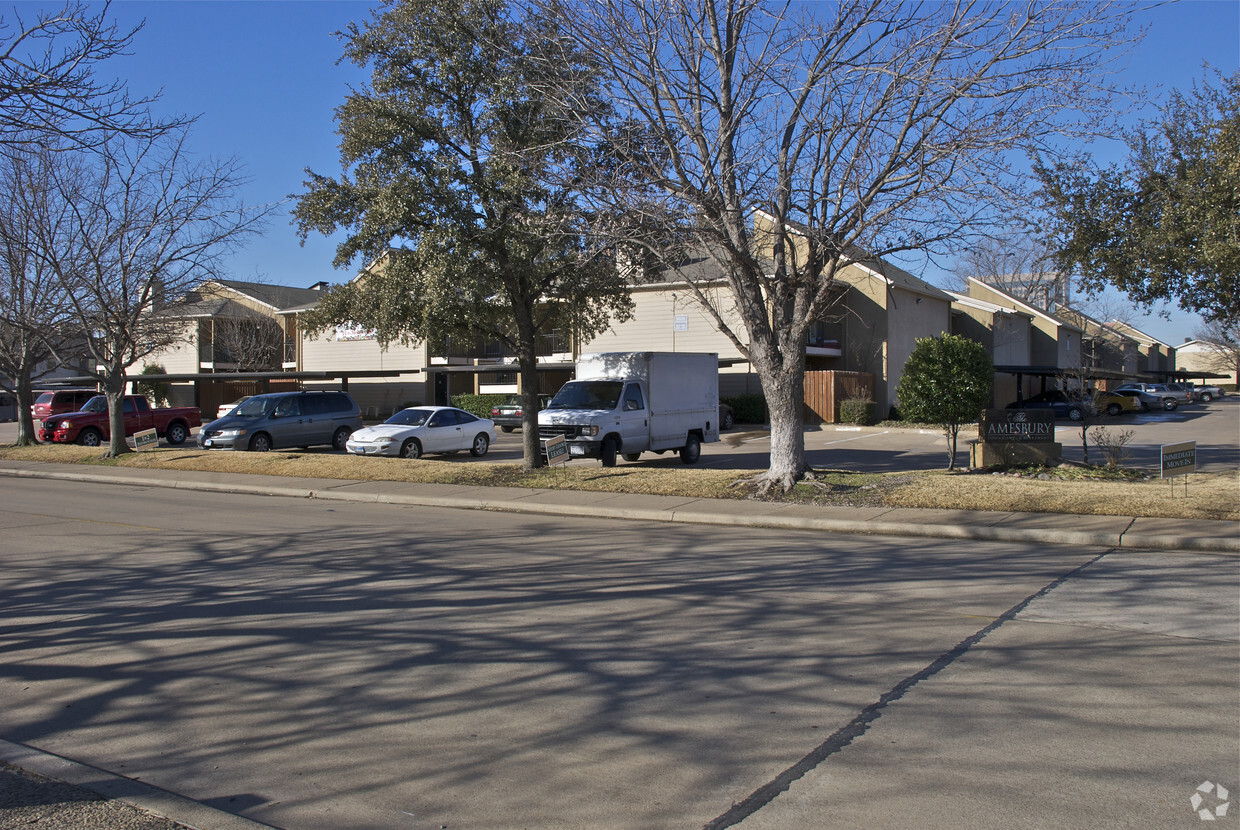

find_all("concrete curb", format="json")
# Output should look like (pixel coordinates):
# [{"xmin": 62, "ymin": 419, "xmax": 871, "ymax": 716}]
[
  {"xmin": 1, "ymin": 465, "xmax": 1236, "ymax": 553},
  {"xmin": 0, "ymin": 739, "xmax": 277, "ymax": 830}
]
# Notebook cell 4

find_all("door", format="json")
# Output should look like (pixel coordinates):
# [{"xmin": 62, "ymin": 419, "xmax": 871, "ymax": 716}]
[
  {"xmin": 618, "ymin": 382, "xmax": 649, "ymax": 450},
  {"xmin": 269, "ymin": 395, "xmax": 311, "ymax": 448},
  {"xmin": 422, "ymin": 408, "xmax": 463, "ymax": 452}
]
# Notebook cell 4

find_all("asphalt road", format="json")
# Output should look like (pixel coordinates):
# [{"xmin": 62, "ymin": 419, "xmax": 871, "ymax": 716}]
[{"xmin": 1, "ymin": 479, "xmax": 1236, "ymax": 829}]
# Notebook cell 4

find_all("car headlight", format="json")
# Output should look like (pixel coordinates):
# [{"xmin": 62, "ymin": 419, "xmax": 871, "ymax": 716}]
[
  {"xmin": 375, "ymin": 437, "xmax": 394, "ymax": 445},
  {"xmin": 217, "ymin": 428, "xmax": 246, "ymax": 437},
  {"xmin": 581, "ymin": 425, "xmax": 599, "ymax": 437}
]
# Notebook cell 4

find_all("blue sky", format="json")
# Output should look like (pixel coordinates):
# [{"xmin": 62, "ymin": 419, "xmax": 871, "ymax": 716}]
[{"xmin": 38, "ymin": 0, "xmax": 1240, "ymax": 345}]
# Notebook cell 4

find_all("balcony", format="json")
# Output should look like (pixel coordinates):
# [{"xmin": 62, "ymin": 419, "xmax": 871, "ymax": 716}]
[{"xmin": 429, "ymin": 331, "xmax": 572, "ymax": 365}]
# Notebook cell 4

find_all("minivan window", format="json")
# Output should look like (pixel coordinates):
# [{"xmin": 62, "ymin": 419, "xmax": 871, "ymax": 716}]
[
  {"xmin": 35, "ymin": 393, "xmax": 53, "ymax": 405},
  {"xmin": 233, "ymin": 397, "xmax": 277, "ymax": 417},
  {"xmin": 273, "ymin": 397, "xmax": 301, "ymax": 417}
]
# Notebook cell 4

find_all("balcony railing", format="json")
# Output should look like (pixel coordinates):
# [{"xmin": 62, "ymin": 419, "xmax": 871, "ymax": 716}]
[{"xmin": 431, "ymin": 332, "xmax": 570, "ymax": 362}]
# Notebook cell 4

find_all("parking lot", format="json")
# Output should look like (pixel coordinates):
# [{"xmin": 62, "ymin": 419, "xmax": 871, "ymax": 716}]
[{"xmin": 3, "ymin": 397, "xmax": 1237, "ymax": 474}]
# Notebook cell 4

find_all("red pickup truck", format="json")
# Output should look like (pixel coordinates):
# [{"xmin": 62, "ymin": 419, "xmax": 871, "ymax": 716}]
[{"xmin": 39, "ymin": 394, "xmax": 201, "ymax": 447}]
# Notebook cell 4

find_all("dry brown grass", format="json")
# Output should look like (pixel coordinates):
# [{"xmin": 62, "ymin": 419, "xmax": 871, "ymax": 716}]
[{"xmin": 1, "ymin": 442, "xmax": 1236, "ymax": 521}]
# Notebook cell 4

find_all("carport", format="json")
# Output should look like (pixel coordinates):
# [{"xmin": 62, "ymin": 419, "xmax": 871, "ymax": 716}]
[{"xmin": 996, "ymin": 364, "xmax": 1147, "ymax": 405}]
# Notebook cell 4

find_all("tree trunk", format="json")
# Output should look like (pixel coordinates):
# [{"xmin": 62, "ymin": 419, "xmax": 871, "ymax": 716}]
[
  {"xmin": 514, "ymin": 307, "xmax": 544, "ymax": 472},
  {"xmin": 13, "ymin": 367, "xmax": 38, "ymax": 447},
  {"xmin": 103, "ymin": 372, "xmax": 130, "ymax": 457},
  {"xmin": 751, "ymin": 351, "xmax": 809, "ymax": 492}
]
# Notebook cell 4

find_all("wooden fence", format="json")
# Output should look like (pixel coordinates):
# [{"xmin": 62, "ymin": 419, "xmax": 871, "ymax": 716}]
[{"xmin": 804, "ymin": 370, "xmax": 875, "ymax": 424}]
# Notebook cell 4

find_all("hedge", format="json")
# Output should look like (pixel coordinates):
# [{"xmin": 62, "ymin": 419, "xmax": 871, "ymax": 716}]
[{"xmin": 450, "ymin": 393, "xmax": 508, "ymax": 419}]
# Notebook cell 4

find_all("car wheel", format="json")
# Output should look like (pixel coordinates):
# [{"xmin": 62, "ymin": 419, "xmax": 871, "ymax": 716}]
[
  {"xmin": 599, "ymin": 436, "xmax": 618, "ymax": 468},
  {"xmin": 501, "ymin": 426, "xmax": 515, "ymax": 433},
  {"xmin": 470, "ymin": 432, "xmax": 490, "ymax": 457},
  {"xmin": 622, "ymin": 452, "xmax": 641, "ymax": 462},
  {"xmin": 1106, "ymin": 403, "xmax": 1121, "ymax": 416},
  {"xmin": 720, "ymin": 410, "xmax": 734, "ymax": 430},
  {"xmin": 248, "ymin": 433, "xmax": 272, "ymax": 452},
  {"xmin": 1138, "ymin": 400, "xmax": 1149, "ymax": 412},
  {"xmin": 1201, "ymin": 392, "xmax": 1213, "ymax": 402},
  {"xmin": 1067, "ymin": 406, "xmax": 1083, "ymax": 421},
  {"xmin": 400, "ymin": 438, "xmax": 422, "ymax": 459},
  {"xmin": 680, "ymin": 434, "xmax": 702, "ymax": 464},
  {"xmin": 332, "ymin": 427, "xmax": 352, "ymax": 451},
  {"xmin": 166, "ymin": 422, "xmax": 188, "ymax": 445},
  {"xmin": 77, "ymin": 428, "xmax": 102, "ymax": 447},
  {"xmin": 1163, "ymin": 398, "xmax": 1178, "ymax": 411}
]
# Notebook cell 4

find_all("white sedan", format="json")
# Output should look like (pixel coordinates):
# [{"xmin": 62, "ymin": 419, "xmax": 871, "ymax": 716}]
[{"xmin": 345, "ymin": 405, "xmax": 494, "ymax": 459}]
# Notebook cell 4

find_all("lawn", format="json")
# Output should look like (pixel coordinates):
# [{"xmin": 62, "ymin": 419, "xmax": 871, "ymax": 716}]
[{"xmin": 2, "ymin": 442, "xmax": 1236, "ymax": 522}]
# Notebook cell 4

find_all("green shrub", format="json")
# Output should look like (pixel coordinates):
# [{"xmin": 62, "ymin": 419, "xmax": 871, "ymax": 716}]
[
  {"xmin": 838, "ymin": 398, "xmax": 876, "ymax": 425},
  {"xmin": 722, "ymin": 394, "xmax": 766, "ymax": 424},
  {"xmin": 133, "ymin": 364, "xmax": 169, "ymax": 407},
  {"xmin": 450, "ymin": 393, "xmax": 508, "ymax": 419}
]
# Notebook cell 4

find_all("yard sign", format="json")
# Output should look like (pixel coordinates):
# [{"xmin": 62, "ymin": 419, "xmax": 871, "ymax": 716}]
[
  {"xmin": 1161, "ymin": 441, "xmax": 1196, "ymax": 479},
  {"xmin": 132, "ymin": 428, "xmax": 159, "ymax": 450},
  {"xmin": 544, "ymin": 434, "xmax": 569, "ymax": 466}
]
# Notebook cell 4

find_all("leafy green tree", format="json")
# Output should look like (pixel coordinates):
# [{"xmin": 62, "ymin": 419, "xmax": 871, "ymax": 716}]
[
  {"xmin": 294, "ymin": 0, "xmax": 633, "ymax": 470},
  {"xmin": 895, "ymin": 335, "xmax": 993, "ymax": 470},
  {"xmin": 1037, "ymin": 70, "xmax": 1240, "ymax": 323}
]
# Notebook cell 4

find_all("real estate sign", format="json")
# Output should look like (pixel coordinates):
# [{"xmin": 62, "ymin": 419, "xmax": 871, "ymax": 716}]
[
  {"xmin": 980, "ymin": 409, "xmax": 1055, "ymax": 444},
  {"xmin": 132, "ymin": 428, "xmax": 159, "ymax": 450},
  {"xmin": 1161, "ymin": 441, "xmax": 1197, "ymax": 478},
  {"xmin": 544, "ymin": 434, "xmax": 569, "ymax": 466}
]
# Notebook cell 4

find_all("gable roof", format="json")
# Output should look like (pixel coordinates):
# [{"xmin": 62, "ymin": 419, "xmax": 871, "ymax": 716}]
[
  {"xmin": 967, "ymin": 278, "xmax": 1083, "ymax": 333},
  {"xmin": 207, "ymin": 279, "xmax": 328, "ymax": 311},
  {"xmin": 1107, "ymin": 320, "xmax": 1172, "ymax": 349}
]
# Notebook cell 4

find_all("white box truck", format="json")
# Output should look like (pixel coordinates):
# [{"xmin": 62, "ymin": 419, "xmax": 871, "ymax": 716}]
[{"xmin": 538, "ymin": 352, "xmax": 720, "ymax": 466}]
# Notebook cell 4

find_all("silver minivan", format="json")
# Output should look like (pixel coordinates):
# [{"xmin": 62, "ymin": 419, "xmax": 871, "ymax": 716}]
[{"xmin": 198, "ymin": 390, "xmax": 361, "ymax": 452}]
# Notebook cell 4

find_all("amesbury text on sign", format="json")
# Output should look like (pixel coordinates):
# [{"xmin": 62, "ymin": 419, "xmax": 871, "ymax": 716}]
[{"xmin": 980, "ymin": 409, "xmax": 1055, "ymax": 443}]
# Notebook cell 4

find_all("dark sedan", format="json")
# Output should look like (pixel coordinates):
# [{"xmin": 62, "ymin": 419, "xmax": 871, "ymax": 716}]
[
  {"xmin": 1006, "ymin": 390, "xmax": 1092, "ymax": 421},
  {"xmin": 490, "ymin": 394, "xmax": 551, "ymax": 432}
]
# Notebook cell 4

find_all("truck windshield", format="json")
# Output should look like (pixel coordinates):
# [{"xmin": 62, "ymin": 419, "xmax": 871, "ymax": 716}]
[
  {"xmin": 81, "ymin": 396, "xmax": 107, "ymax": 413},
  {"xmin": 547, "ymin": 381, "xmax": 623, "ymax": 411}
]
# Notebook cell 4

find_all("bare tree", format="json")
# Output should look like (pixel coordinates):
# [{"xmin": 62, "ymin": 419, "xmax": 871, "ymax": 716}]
[
  {"xmin": 550, "ymin": 0, "xmax": 1136, "ymax": 492},
  {"xmin": 953, "ymin": 231, "xmax": 1067, "ymax": 308},
  {"xmin": 210, "ymin": 315, "xmax": 284, "ymax": 371},
  {"xmin": 0, "ymin": 145, "xmax": 81, "ymax": 445},
  {"xmin": 0, "ymin": 1, "xmax": 183, "ymax": 151},
  {"xmin": 35, "ymin": 128, "xmax": 273, "ymax": 456},
  {"xmin": 1190, "ymin": 317, "xmax": 1240, "ymax": 383}
]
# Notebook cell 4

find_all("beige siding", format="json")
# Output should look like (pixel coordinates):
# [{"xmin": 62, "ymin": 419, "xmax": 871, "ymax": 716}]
[
  {"xmin": 300, "ymin": 333, "xmax": 430, "ymax": 417},
  {"xmin": 143, "ymin": 322, "xmax": 199, "ymax": 373}
]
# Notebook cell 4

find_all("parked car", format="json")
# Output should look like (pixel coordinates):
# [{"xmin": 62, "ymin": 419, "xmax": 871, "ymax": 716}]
[
  {"xmin": 1186, "ymin": 382, "xmax": 1226, "ymax": 402},
  {"xmin": 489, "ymin": 394, "xmax": 551, "ymax": 433},
  {"xmin": 1094, "ymin": 390, "xmax": 1141, "ymax": 416},
  {"xmin": 213, "ymin": 396, "xmax": 251, "ymax": 420},
  {"xmin": 1006, "ymin": 390, "xmax": 1093, "ymax": 420},
  {"xmin": 1112, "ymin": 384, "xmax": 1179, "ymax": 412},
  {"xmin": 39, "ymin": 395, "xmax": 201, "ymax": 446},
  {"xmin": 198, "ymin": 390, "xmax": 361, "ymax": 452},
  {"xmin": 346, "ymin": 405, "xmax": 494, "ymax": 458},
  {"xmin": 1162, "ymin": 382, "xmax": 1199, "ymax": 403},
  {"xmin": 31, "ymin": 389, "xmax": 97, "ymax": 425}
]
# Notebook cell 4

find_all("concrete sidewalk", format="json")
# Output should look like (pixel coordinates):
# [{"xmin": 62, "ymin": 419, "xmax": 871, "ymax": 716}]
[{"xmin": 1, "ymin": 458, "xmax": 1236, "ymax": 553}]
